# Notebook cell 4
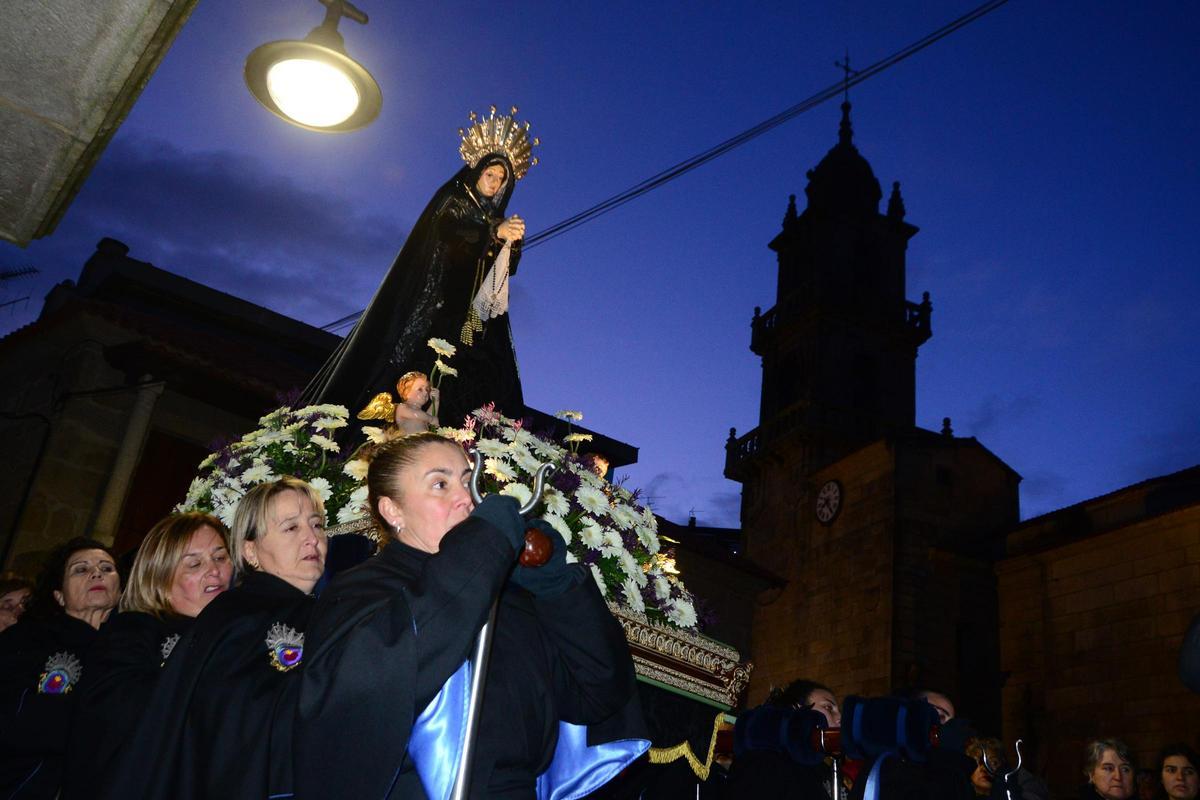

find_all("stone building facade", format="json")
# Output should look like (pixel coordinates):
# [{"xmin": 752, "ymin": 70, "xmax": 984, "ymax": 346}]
[
  {"xmin": 0, "ymin": 237, "xmax": 338, "ymax": 571},
  {"xmin": 998, "ymin": 466, "xmax": 1200, "ymax": 792}
]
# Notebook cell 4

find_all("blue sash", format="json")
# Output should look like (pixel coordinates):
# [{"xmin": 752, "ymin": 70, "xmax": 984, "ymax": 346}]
[{"xmin": 409, "ymin": 661, "xmax": 650, "ymax": 800}]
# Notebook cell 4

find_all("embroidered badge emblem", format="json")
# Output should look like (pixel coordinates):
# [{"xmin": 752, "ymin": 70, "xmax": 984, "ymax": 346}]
[
  {"xmin": 265, "ymin": 622, "xmax": 304, "ymax": 672},
  {"xmin": 38, "ymin": 651, "xmax": 82, "ymax": 694},
  {"xmin": 160, "ymin": 633, "xmax": 181, "ymax": 665}
]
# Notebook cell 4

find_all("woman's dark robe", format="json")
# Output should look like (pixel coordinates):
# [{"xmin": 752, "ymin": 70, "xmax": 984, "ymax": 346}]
[
  {"xmin": 301, "ymin": 153, "xmax": 525, "ymax": 428},
  {"xmin": 60, "ymin": 610, "xmax": 192, "ymax": 797},
  {"xmin": 294, "ymin": 515, "xmax": 644, "ymax": 799},
  {"xmin": 0, "ymin": 612, "xmax": 99, "ymax": 799},
  {"xmin": 99, "ymin": 571, "xmax": 316, "ymax": 800}
]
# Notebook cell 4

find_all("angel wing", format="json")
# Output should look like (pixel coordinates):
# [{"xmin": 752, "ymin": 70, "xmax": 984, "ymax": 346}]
[{"xmin": 356, "ymin": 392, "xmax": 396, "ymax": 421}]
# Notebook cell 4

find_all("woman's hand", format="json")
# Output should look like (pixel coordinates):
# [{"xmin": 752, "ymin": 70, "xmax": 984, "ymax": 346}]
[{"xmin": 496, "ymin": 215, "xmax": 525, "ymax": 242}]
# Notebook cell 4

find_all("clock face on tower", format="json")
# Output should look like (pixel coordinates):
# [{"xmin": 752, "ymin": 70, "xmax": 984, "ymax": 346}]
[{"xmin": 815, "ymin": 479, "xmax": 842, "ymax": 525}]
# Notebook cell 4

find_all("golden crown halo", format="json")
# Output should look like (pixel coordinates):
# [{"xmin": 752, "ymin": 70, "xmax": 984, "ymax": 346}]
[{"xmin": 458, "ymin": 105, "xmax": 540, "ymax": 180}]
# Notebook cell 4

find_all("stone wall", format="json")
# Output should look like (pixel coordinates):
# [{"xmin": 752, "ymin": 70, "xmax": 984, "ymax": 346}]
[{"xmin": 998, "ymin": 503, "xmax": 1200, "ymax": 794}]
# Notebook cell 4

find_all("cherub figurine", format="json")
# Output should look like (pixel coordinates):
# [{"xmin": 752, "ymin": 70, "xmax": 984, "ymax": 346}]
[{"xmin": 357, "ymin": 371, "xmax": 440, "ymax": 435}]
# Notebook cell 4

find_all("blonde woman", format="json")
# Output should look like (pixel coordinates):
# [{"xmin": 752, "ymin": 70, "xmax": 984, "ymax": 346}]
[
  {"xmin": 65, "ymin": 512, "xmax": 232, "ymax": 792},
  {"xmin": 102, "ymin": 478, "xmax": 327, "ymax": 800}
]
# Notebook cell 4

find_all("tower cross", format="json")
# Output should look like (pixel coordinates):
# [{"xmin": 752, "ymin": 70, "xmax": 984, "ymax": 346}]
[{"xmin": 834, "ymin": 50, "xmax": 858, "ymax": 102}]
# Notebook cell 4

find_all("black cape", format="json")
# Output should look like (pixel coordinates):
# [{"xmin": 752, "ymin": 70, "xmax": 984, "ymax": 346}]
[
  {"xmin": 99, "ymin": 571, "xmax": 316, "ymax": 800},
  {"xmin": 0, "ymin": 612, "xmax": 100, "ymax": 799},
  {"xmin": 294, "ymin": 516, "xmax": 642, "ymax": 799},
  {"xmin": 61, "ymin": 610, "xmax": 193, "ymax": 798},
  {"xmin": 301, "ymin": 153, "xmax": 525, "ymax": 427}
]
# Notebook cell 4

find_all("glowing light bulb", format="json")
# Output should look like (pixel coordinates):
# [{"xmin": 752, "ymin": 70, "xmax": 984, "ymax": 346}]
[{"xmin": 266, "ymin": 58, "xmax": 360, "ymax": 128}]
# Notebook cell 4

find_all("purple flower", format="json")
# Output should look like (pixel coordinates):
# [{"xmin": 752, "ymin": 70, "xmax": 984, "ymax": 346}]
[
  {"xmin": 551, "ymin": 468, "xmax": 581, "ymax": 495},
  {"xmin": 693, "ymin": 596, "xmax": 717, "ymax": 631}
]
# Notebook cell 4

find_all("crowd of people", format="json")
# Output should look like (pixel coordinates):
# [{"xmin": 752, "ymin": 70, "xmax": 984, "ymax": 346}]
[
  {"xmin": 0, "ymin": 432, "xmax": 648, "ymax": 799},
  {"xmin": 726, "ymin": 680, "xmax": 1198, "ymax": 800}
]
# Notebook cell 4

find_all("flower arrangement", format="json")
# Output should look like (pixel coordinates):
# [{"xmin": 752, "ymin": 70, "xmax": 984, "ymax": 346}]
[
  {"xmin": 435, "ymin": 406, "xmax": 699, "ymax": 630},
  {"xmin": 177, "ymin": 400, "xmax": 700, "ymax": 631},
  {"xmin": 177, "ymin": 404, "xmax": 369, "ymax": 529}
]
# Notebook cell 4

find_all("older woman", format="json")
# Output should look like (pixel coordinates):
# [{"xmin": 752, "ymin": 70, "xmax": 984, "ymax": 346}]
[
  {"xmin": 63, "ymin": 513, "xmax": 232, "ymax": 795},
  {"xmin": 1160, "ymin": 744, "xmax": 1200, "ymax": 800},
  {"xmin": 102, "ymin": 478, "xmax": 327, "ymax": 800},
  {"xmin": 295, "ymin": 432, "xmax": 645, "ymax": 799},
  {"xmin": 1082, "ymin": 739, "xmax": 1136, "ymax": 800},
  {"xmin": 0, "ymin": 538, "xmax": 120, "ymax": 798}
]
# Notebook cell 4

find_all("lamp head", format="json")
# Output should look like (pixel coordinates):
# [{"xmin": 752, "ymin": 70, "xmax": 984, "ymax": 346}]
[{"xmin": 244, "ymin": 1, "xmax": 381, "ymax": 132}]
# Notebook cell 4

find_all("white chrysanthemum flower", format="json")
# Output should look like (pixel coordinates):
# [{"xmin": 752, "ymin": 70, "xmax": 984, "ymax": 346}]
[
  {"xmin": 653, "ymin": 574, "xmax": 671, "ymax": 600},
  {"xmin": 500, "ymin": 482, "xmax": 532, "ymax": 507},
  {"xmin": 336, "ymin": 501, "xmax": 366, "ymax": 524},
  {"xmin": 309, "ymin": 477, "xmax": 332, "ymax": 503},
  {"xmin": 282, "ymin": 442, "xmax": 299, "ymax": 454},
  {"xmin": 311, "ymin": 434, "xmax": 340, "ymax": 453},
  {"xmin": 294, "ymin": 404, "xmax": 348, "ymax": 419},
  {"xmin": 427, "ymin": 337, "xmax": 457, "ymax": 357},
  {"xmin": 474, "ymin": 439, "xmax": 510, "ymax": 457},
  {"xmin": 242, "ymin": 463, "xmax": 275, "ymax": 485},
  {"xmin": 484, "ymin": 458, "xmax": 516, "ymax": 483},
  {"xmin": 542, "ymin": 488, "xmax": 569, "ymax": 517},
  {"xmin": 509, "ymin": 445, "xmax": 542, "ymax": 475},
  {"xmin": 342, "ymin": 459, "xmax": 369, "ymax": 480},
  {"xmin": 636, "ymin": 525, "xmax": 660, "ymax": 554},
  {"xmin": 579, "ymin": 520, "xmax": 605, "ymax": 550},
  {"xmin": 313, "ymin": 417, "xmax": 348, "ymax": 431},
  {"xmin": 622, "ymin": 579, "xmax": 645, "ymax": 614},
  {"xmin": 542, "ymin": 513, "xmax": 572, "ymax": 545},
  {"xmin": 589, "ymin": 564, "xmax": 607, "ymax": 597},
  {"xmin": 555, "ymin": 410, "xmax": 584, "ymax": 422},
  {"xmin": 564, "ymin": 549, "xmax": 579, "ymax": 565},
  {"xmin": 608, "ymin": 504, "xmax": 637, "ymax": 531},
  {"xmin": 563, "ymin": 433, "xmax": 593, "ymax": 445},
  {"xmin": 348, "ymin": 484, "xmax": 369, "ymax": 509},
  {"xmin": 282, "ymin": 421, "xmax": 307, "ymax": 434},
  {"xmin": 618, "ymin": 550, "xmax": 645, "ymax": 586},
  {"xmin": 257, "ymin": 430, "xmax": 289, "ymax": 445},
  {"xmin": 434, "ymin": 359, "xmax": 458, "ymax": 377},
  {"xmin": 576, "ymin": 486, "xmax": 610, "ymax": 517},
  {"xmin": 529, "ymin": 436, "xmax": 565, "ymax": 460},
  {"xmin": 362, "ymin": 426, "xmax": 388, "ymax": 444},
  {"xmin": 614, "ymin": 485, "xmax": 633, "ymax": 503},
  {"xmin": 216, "ymin": 502, "xmax": 237, "ymax": 528},
  {"xmin": 571, "ymin": 463, "xmax": 605, "ymax": 489},
  {"xmin": 668, "ymin": 597, "xmax": 698, "ymax": 629},
  {"xmin": 601, "ymin": 528, "xmax": 623, "ymax": 550},
  {"xmin": 258, "ymin": 408, "xmax": 288, "ymax": 426},
  {"xmin": 197, "ymin": 452, "xmax": 219, "ymax": 471}
]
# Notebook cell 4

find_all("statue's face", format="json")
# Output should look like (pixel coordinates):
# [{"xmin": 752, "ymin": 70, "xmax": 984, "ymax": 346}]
[{"xmin": 475, "ymin": 164, "xmax": 507, "ymax": 198}]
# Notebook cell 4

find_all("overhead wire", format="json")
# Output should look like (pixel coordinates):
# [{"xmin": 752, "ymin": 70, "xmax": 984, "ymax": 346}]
[{"xmin": 321, "ymin": 0, "xmax": 1011, "ymax": 332}]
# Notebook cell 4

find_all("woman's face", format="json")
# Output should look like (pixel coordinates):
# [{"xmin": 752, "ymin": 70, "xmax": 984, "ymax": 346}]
[
  {"xmin": 1163, "ymin": 756, "xmax": 1199, "ymax": 799},
  {"xmin": 475, "ymin": 164, "xmax": 507, "ymax": 198},
  {"xmin": 806, "ymin": 688, "xmax": 841, "ymax": 727},
  {"xmin": 1091, "ymin": 749, "xmax": 1135, "ymax": 799},
  {"xmin": 403, "ymin": 377, "xmax": 430, "ymax": 408},
  {"xmin": 243, "ymin": 490, "xmax": 327, "ymax": 593},
  {"xmin": 380, "ymin": 442, "xmax": 474, "ymax": 553},
  {"xmin": 0, "ymin": 587, "xmax": 30, "ymax": 632},
  {"xmin": 970, "ymin": 761, "xmax": 994, "ymax": 796},
  {"xmin": 167, "ymin": 525, "xmax": 233, "ymax": 617},
  {"xmin": 55, "ymin": 548, "xmax": 120, "ymax": 617}
]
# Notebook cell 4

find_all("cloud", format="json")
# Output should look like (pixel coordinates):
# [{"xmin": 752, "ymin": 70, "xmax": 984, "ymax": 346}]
[
  {"xmin": 966, "ymin": 394, "xmax": 1039, "ymax": 437},
  {"xmin": 1, "ymin": 135, "xmax": 410, "ymax": 329},
  {"xmin": 633, "ymin": 470, "xmax": 741, "ymax": 528}
]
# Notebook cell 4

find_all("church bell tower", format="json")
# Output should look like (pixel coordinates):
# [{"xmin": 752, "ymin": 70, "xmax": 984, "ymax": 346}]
[{"xmin": 729, "ymin": 100, "xmax": 931, "ymax": 479}]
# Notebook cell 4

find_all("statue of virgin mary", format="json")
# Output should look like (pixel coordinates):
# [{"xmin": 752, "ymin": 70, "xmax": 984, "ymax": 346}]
[{"xmin": 301, "ymin": 106, "xmax": 538, "ymax": 427}]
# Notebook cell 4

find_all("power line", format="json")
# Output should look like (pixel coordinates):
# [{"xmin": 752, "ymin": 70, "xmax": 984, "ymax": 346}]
[{"xmin": 320, "ymin": 0, "xmax": 1011, "ymax": 331}]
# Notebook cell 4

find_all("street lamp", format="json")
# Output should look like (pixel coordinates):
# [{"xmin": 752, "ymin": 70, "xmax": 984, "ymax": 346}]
[{"xmin": 245, "ymin": 0, "xmax": 382, "ymax": 132}]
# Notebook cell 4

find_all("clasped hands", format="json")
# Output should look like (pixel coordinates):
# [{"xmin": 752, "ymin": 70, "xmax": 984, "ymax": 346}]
[{"xmin": 496, "ymin": 215, "xmax": 525, "ymax": 242}]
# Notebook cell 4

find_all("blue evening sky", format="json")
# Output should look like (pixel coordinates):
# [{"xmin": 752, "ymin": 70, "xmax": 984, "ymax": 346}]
[{"xmin": 2, "ymin": 1, "xmax": 1197, "ymax": 526}]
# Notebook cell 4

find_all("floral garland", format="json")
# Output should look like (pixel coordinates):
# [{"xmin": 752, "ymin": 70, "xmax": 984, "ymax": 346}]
[
  {"xmin": 177, "ymin": 404, "xmax": 369, "ymax": 529},
  {"xmin": 427, "ymin": 406, "xmax": 698, "ymax": 630},
  {"xmin": 177, "ymin": 399, "xmax": 699, "ymax": 631}
]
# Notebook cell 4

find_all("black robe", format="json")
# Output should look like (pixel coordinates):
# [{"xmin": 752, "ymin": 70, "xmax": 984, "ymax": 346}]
[
  {"xmin": 294, "ymin": 516, "xmax": 641, "ymax": 799},
  {"xmin": 301, "ymin": 153, "xmax": 525, "ymax": 428},
  {"xmin": 0, "ymin": 612, "xmax": 99, "ymax": 799},
  {"xmin": 99, "ymin": 571, "xmax": 316, "ymax": 800},
  {"xmin": 60, "ymin": 610, "xmax": 193, "ymax": 797}
]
